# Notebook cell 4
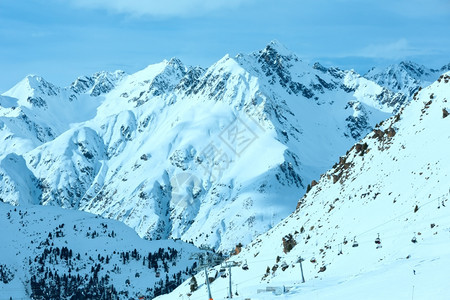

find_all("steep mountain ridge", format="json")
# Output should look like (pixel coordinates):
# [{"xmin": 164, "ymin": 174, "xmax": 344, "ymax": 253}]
[
  {"xmin": 161, "ymin": 72, "xmax": 450, "ymax": 299},
  {"xmin": 1, "ymin": 41, "xmax": 409, "ymax": 251},
  {"xmin": 70, "ymin": 70, "xmax": 126, "ymax": 96}
]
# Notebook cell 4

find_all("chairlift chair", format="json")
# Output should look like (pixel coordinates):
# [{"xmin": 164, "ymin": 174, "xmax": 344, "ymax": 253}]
[
  {"xmin": 411, "ymin": 233, "xmax": 417, "ymax": 243},
  {"xmin": 219, "ymin": 265, "xmax": 227, "ymax": 278},
  {"xmin": 310, "ymin": 257, "xmax": 317, "ymax": 263},
  {"xmin": 375, "ymin": 233, "xmax": 381, "ymax": 245},
  {"xmin": 352, "ymin": 236, "xmax": 359, "ymax": 248},
  {"xmin": 242, "ymin": 260, "xmax": 249, "ymax": 271}
]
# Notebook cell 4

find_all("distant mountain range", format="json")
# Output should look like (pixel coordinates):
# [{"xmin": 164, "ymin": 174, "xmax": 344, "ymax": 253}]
[
  {"xmin": 0, "ymin": 41, "xmax": 447, "ymax": 253},
  {"xmin": 364, "ymin": 60, "xmax": 450, "ymax": 97}
]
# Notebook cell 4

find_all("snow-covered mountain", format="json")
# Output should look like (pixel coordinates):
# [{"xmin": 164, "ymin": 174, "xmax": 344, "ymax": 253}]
[
  {"xmin": 0, "ymin": 74, "xmax": 108, "ymax": 156},
  {"xmin": 160, "ymin": 72, "xmax": 450, "ymax": 299},
  {"xmin": 0, "ymin": 201, "xmax": 201, "ymax": 299},
  {"xmin": 364, "ymin": 61, "xmax": 450, "ymax": 98},
  {"xmin": 1, "ymin": 41, "xmax": 408, "ymax": 251}
]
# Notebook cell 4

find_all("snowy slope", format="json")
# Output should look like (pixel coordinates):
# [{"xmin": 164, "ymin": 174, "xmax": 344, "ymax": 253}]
[
  {"xmin": 159, "ymin": 73, "xmax": 450, "ymax": 299},
  {"xmin": 0, "ymin": 201, "xmax": 202, "ymax": 299},
  {"xmin": 0, "ymin": 73, "xmax": 119, "ymax": 158},
  {"xmin": 364, "ymin": 61, "xmax": 450, "ymax": 98},
  {"xmin": 0, "ymin": 153, "xmax": 41, "ymax": 205},
  {"xmin": 1, "ymin": 41, "xmax": 407, "ymax": 251}
]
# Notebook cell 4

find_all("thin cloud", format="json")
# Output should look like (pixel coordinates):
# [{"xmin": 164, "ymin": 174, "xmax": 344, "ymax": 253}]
[
  {"xmin": 315, "ymin": 39, "xmax": 425, "ymax": 60},
  {"xmin": 357, "ymin": 39, "xmax": 424, "ymax": 59},
  {"xmin": 69, "ymin": 0, "xmax": 252, "ymax": 18}
]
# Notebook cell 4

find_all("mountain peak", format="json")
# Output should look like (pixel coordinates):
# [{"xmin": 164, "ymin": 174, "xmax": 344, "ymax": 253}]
[
  {"xmin": 397, "ymin": 61, "xmax": 430, "ymax": 76},
  {"xmin": 263, "ymin": 40, "xmax": 293, "ymax": 57},
  {"xmin": 25, "ymin": 74, "xmax": 44, "ymax": 83},
  {"xmin": 364, "ymin": 61, "xmax": 442, "ymax": 97},
  {"xmin": 165, "ymin": 57, "xmax": 188, "ymax": 75},
  {"xmin": 205, "ymin": 54, "xmax": 245, "ymax": 75},
  {"xmin": 312, "ymin": 62, "xmax": 328, "ymax": 73},
  {"xmin": 91, "ymin": 70, "xmax": 126, "ymax": 79},
  {"xmin": 168, "ymin": 57, "xmax": 184, "ymax": 67},
  {"xmin": 22, "ymin": 74, "xmax": 52, "ymax": 90},
  {"xmin": 133, "ymin": 58, "xmax": 187, "ymax": 82},
  {"xmin": 3, "ymin": 74, "xmax": 59, "ymax": 100},
  {"xmin": 252, "ymin": 40, "xmax": 300, "ymax": 76},
  {"xmin": 398, "ymin": 60, "xmax": 418, "ymax": 67},
  {"xmin": 70, "ymin": 70, "xmax": 126, "ymax": 96},
  {"xmin": 440, "ymin": 63, "xmax": 450, "ymax": 72}
]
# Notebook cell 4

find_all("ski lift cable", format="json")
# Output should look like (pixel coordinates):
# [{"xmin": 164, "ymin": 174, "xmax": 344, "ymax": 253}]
[
  {"xmin": 166, "ymin": 206, "xmax": 422, "ymax": 299},
  {"xmin": 186, "ymin": 192, "xmax": 449, "ymax": 299},
  {"xmin": 356, "ymin": 193, "xmax": 443, "ymax": 238},
  {"xmin": 186, "ymin": 213, "xmax": 436, "ymax": 300},
  {"xmin": 224, "ymin": 191, "xmax": 447, "ymax": 266}
]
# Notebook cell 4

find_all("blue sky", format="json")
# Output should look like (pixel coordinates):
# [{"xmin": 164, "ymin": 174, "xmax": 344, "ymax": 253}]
[{"xmin": 1, "ymin": 0, "xmax": 449, "ymax": 92}]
